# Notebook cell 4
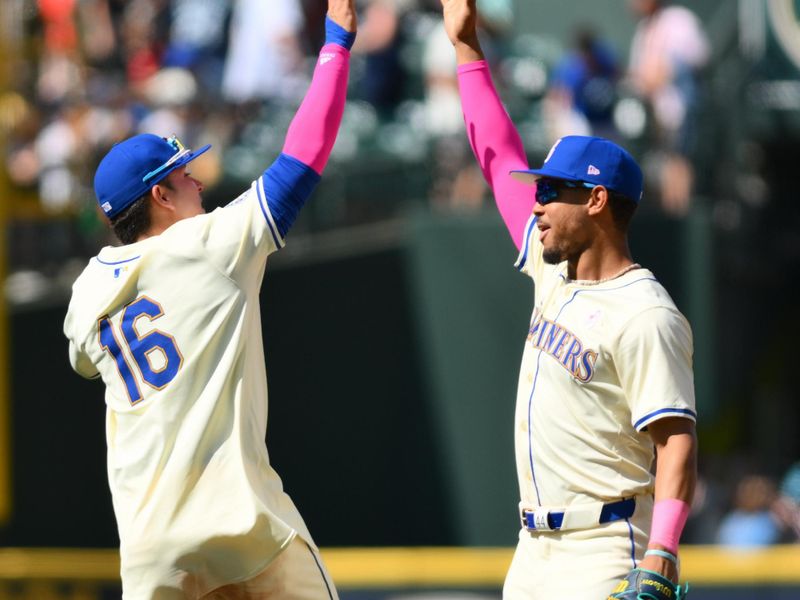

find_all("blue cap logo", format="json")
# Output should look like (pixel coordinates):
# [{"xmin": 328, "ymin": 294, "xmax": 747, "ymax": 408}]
[
  {"xmin": 511, "ymin": 135, "xmax": 643, "ymax": 203},
  {"xmin": 94, "ymin": 133, "xmax": 211, "ymax": 219}
]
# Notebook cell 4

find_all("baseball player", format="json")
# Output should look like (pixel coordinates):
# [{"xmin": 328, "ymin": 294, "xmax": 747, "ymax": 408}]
[
  {"xmin": 62, "ymin": 2, "xmax": 356, "ymax": 598},
  {"xmin": 441, "ymin": 1, "xmax": 698, "ymax": 598}
]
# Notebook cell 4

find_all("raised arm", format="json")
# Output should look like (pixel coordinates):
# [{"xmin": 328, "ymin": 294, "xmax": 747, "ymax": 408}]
[
  {"xmin": 442, "ymin": 0, "xmax": 535, "ymax": 250},
  {"xmin": 283, "ymin": 0, "xmax": 356, "ymax": 173},
  {"xmin": 265, "ymin": 0, "xmax": 356, "ymax": 238}
]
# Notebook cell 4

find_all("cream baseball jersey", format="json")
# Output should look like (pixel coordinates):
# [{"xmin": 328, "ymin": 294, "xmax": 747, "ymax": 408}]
[
  {"xmin": 513, "ymin": 214, "xmax": 696, "ymax": 510},
  {"xmin": 63, "ymin": 176, "xmax": 312, "ymax": 598}
]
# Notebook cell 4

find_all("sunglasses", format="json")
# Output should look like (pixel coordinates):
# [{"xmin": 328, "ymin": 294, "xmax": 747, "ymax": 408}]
[
  {"xmin": 143, "ymin": 135, "xmax": 192, "ymax": 184},
  {"xmin": 535, "ymin": 178, "xmax": 595, "ymax": 205}
]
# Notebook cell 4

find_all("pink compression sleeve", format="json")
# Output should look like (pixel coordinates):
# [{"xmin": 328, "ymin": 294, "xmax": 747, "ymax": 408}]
[
  {"xmin": 457, "ymin": 61, "xmax": 535, "ymax": 251},
  {"xmin": 649, "ymin": 498, "xmax": 691, "ymax": 554},
  {"xmin": 282, "ymin": 44, "xmax": 350, "ymax": 175}
]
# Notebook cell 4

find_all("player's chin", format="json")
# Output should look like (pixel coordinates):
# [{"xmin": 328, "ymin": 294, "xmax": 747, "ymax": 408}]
[{"xmin": 542, "ymin": 247, "xmax": 565, "ymax": 265}]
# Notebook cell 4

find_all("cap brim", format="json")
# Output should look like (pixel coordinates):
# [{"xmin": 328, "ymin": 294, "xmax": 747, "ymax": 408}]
[
  {"xmin": 148, "ymin": 144, "xmax": 213, "ymax": 186},
  {"xmin": 175, "ymin": 143, "xmax": 212, "ymax": 170}
]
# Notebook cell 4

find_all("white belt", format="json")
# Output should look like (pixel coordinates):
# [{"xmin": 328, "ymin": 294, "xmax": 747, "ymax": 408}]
[{"xmin": 519, "ymin": 497, "xmax": 637, "ymax": 532}]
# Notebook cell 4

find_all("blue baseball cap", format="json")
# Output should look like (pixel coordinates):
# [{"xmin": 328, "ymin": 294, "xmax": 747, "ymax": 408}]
[
  {"xmin": 511, "ymin": 135, "xmax": 643, "ymax": 202},
  {"xmin": 94, "ymin": 133, "xmax": 211, "ymax": 219}
]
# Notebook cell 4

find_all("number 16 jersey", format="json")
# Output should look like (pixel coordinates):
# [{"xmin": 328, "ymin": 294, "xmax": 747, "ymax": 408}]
[{"xmin": 63, "ymin": 175, "xmax": 312, "ymax": 598}]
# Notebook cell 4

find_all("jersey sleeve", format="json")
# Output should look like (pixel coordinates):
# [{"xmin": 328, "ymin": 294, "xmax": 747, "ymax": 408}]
[
  {"xmin": 63, "ymin": 304, "xmax": 100, "ymax": 380},
  {"xmin": 614, "ymin": 307, "xmax": 697, "ymax": 431},
  {"xmin": 67, "ymin": 340, "xmax": 100, "ymax": 379},
  {"xmin": 196, "ymin": 172, "xmax": 286, "ymax": 283}
]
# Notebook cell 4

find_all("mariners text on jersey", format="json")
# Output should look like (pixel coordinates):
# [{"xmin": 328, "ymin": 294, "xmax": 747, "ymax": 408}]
[{"xmin": 527, "ymin": 307, "xmax": 598, "ymax": 382}]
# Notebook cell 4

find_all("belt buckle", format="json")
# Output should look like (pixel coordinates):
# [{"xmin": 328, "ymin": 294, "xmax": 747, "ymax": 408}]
[{"xmin": 521, "ymin": 507, "xmax": 554, "ymax": 532}]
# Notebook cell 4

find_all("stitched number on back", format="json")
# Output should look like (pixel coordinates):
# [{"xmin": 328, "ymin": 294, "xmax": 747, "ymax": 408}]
[
  {"xmin": 122, "ymin": 297, "xmax": 183, "ymax": 389},
  {"xmin": 98, "ymin": 316, "xmax": 142, "ymax": 403},
  {"xmin": 98, "ymin": 296, "xmax": 183, "ymax": 404}
]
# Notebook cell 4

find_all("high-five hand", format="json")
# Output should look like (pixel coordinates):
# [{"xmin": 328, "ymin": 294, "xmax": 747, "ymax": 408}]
[
  {"xmin": 328, "ymin": 0, "xmax": 357, "ymax": 33},
  {"xmin": 441, "ymin": 0, "xmax": 484, "ymax": 63}
]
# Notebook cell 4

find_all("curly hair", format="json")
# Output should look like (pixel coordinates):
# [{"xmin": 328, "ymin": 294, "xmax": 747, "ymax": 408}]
[
  {"xmin": 110, "ymin": 193, "xmax": 151, "ymax": 245},
  {"xmin": 607, "ymin": 191, "xmax": 638, "ymax": 233}
]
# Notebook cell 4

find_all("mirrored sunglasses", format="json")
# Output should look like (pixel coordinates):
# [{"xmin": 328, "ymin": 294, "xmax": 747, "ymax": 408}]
[
  {"xmin": 142, "ymin": 135, "xmax": 192, "ymax": 184},
  {"xmin": 535, "ymin": 178, "xmax": 595, "ymax": 205}
]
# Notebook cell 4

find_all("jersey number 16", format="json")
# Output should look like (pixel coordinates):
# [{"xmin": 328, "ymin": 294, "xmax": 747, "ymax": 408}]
[{"xmin": 98, "ymin": 296, "xmax": 183, "ymax": 405}]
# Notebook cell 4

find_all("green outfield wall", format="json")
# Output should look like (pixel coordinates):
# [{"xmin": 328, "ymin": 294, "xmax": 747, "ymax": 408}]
[{"xmin": 0, "ymin": 210, "xmax": 714, "ymax": 549}]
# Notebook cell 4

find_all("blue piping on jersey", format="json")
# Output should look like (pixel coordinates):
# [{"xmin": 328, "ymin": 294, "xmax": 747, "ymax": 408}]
[
  {"xmin": 515, "ymin": 215, "xmax": 538, "ymax": 272},
  {"xmin": 256, "ymin": 175, "xmax": 285, "ymax": 249},
  {"xmin": 95, "ymin": 255, "xmax": 141, "ymax": 266},
  {"xmin": 306, "ymin": 543, "xmax": 335, "ymax": 600},
  {"xmin": 634, "ymin": 407, "xmax": 697, "ymax": 431},
  {"xmin": 525, "ymin": 276, "xmax": 658, "ymax": 505},
  {"xmin": 626, "ymin": 518, "xmax": 637, "ymax": 569},
  {"xmin": 527, "ymin": 344, "xmax": 546, "ymax": 505}
]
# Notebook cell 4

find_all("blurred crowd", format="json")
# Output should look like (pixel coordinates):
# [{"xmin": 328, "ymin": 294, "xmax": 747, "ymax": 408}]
[
  {"xmin": 0, "ymin": 0, "xmax": 715, "ymax": 282},
  {"xmin": 0, "ymin": 0, "xmax": 512, "ymax": 269},
  {"xmin": 685, "ymin": 462, "xmax": 800, "ymax": 548}
]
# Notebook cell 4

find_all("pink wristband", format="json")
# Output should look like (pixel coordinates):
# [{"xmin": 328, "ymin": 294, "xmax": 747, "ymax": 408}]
[{"xmin": 649, "ymin": 498, "xmax": 690, "ymax": 554}]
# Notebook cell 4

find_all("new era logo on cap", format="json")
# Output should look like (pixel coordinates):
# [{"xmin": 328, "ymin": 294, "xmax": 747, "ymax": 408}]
[{"xmin": 509, "ymin": 135, "xmax": 644, "ymax": 203}]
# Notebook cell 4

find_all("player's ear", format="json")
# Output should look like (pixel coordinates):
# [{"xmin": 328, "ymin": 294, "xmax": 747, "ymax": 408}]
[
  {"xmin": 586, "ymin": 185, "xmax": 608, "ymax": 216},
  {"xmin": 150, "ymin": 183, "xmax": 175, "ymax": 211}
]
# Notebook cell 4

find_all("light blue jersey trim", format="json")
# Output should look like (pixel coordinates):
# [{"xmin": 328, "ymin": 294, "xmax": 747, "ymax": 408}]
[
  {"xmin": 95, "ymin": 255, "xmax": 141, "ymax": 266},
  {"xmin": 515, "ymin": 215, "xmax": 538, "ymax": 272},
  {"xmin": 634, "ymin": 407, "xmax": 697, "ymax": 432},
  {"xmin": 255, "ymin": 176, "xmax": 285, "ymax": 249}
]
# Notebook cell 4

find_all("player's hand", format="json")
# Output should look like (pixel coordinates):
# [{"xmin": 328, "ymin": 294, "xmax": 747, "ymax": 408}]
[
  {"xmin": 607, "ymin": 568, "xmax": 689, "ymax": 600},
  {"xmin": 441, "ymin": 0, "xmax": 478, "ymax": 47},
  {"xmin": 328, "ymin": 0, "xmax": 357, "ymax": 33},
  {"xmin": 639, "ymin": 550, "xmax": 679, "ymax": 583}
]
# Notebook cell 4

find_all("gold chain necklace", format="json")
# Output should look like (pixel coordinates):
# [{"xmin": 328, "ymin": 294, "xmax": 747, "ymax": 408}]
[{"xmin": 568, "ymin": 263, "xmax": 642, "ymax": 286}]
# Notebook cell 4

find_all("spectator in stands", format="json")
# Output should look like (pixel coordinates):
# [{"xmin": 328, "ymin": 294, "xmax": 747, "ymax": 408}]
[
  {"xmin": 717, "ymin": 474, "xmax": 782, "ymax": 548},
  {"xmin": 36, "ymin": 0, "xmax": 84, "ymax": 104},
  {"xmin": 222, "ymin": 0, "xmax": 306, "ymax": 104},
  {"xmin": 352, "ymin": 0, "xmax": 415, "ymax": 115},
  {"xmin": 119, "ymin": 0, "xmax": 171, "ymax": 89},
  {"xmin": 419, "ymin": 0, "xmax": 512, "ymax": 210},
  {"xmin": 773, "ymin": 462, "xmax": 800, "ymax": 542},
  {"xmin": 76, "ymin": 0, "xmax": 117, "ymax": 67},
  {"xmin": 627, "ymin": 0, "xmax": 709, "ymax": 216},
  {"xmin": 162, "ymin": 0, "xmax": 231, "ymax": 98},
  {"xmin": 543, "ymin": 26, "xmax": 619, "ymax": 142},
  {"xmin": 468, "ymin": 0, "xmax": 512, "ymax": 63}
]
